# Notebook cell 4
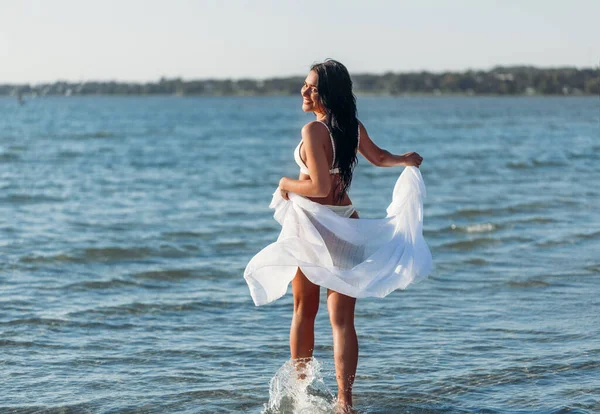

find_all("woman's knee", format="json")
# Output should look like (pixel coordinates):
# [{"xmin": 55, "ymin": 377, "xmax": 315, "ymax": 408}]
[
  {"xmin": 329, "ymin": 308, "xmax": 354, "ymax": 329},
  {"xmin": 293, "ymin": 296, "xmax": 319, "ymax": 320},
  {"xmin": 292, "ymin": 269, "xmax": 320, "ymax": 320},
  {"xmin": 327, "ymin": 291, "xmax": 356, "ymax": 328}
]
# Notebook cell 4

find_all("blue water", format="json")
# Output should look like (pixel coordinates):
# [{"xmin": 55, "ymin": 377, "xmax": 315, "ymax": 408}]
[{"xmin": 1, "ymin": 96, "xmax": 598, "ymax": 413}]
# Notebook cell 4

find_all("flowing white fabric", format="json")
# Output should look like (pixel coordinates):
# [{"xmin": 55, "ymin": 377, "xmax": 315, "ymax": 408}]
[{"xmin": 244, "ymin": 166, "xmax": 433, "ymax": 306}]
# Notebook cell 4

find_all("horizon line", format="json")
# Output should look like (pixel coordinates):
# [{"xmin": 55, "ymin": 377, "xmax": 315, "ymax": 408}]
[{"xmin": 2, "ymin": 64, "xmax": 598, "ymax": 86}]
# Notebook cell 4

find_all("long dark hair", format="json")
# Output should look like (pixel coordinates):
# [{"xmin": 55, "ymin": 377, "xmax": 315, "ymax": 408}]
[{"xmin": 310, "ymin": 59, "xmax": 359, "ymax": 202}]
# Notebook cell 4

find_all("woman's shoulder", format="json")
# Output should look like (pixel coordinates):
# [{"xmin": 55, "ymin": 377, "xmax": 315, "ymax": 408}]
[{"xmin": 301, "ymin": 121, "xmax": 331, "ymax": 142}]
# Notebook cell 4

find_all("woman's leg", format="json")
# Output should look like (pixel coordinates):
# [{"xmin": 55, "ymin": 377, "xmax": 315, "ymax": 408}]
[
  {"xmin": 290, "ymin": 267, "xmax": 320, "ymax": 360},
  {"xmin": 327, "ymin": 289, "xmax": 358, "ymax": 407}
]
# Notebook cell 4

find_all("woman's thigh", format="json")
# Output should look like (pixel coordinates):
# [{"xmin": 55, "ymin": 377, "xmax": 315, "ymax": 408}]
[{"xmin": 327, "ymin": 209, "xmax": 359, "ymax": 318}]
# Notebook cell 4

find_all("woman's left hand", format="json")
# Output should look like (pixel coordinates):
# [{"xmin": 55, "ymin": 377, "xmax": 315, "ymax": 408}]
[
  {"xmin": 402, "ymin": 152, "xmax": 423, "ymax": 168},
  {"xmin": 279, "ymin": 177, "xmax": 290, "ymax": 200}
]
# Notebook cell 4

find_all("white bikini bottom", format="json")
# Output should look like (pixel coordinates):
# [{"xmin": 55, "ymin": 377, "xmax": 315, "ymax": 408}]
[{"xmin": 324, "ymin": 204, "xmax": 356, "ymax": 218}]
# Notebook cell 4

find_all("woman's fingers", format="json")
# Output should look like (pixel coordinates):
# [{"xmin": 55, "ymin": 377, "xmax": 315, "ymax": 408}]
[{"xmin": 407, "ymin": 152, "xmax": 423, "ymax": 167}]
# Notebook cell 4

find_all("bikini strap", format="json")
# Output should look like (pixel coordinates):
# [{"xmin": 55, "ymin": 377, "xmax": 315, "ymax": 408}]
[{"xmin": 316, "ymin": 120, "xmax": 336, "ymax": 169}]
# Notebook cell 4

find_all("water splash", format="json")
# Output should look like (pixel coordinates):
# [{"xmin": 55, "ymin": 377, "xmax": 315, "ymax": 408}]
[{"xmin": 262, "ymin": 357, "xmax": 336, "ymax": 414}]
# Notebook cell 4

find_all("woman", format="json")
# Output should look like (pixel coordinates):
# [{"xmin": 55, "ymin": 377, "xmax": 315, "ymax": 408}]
[{"xmin": 245, "ymin": 59, "xmax": 427, "ymax": 411}]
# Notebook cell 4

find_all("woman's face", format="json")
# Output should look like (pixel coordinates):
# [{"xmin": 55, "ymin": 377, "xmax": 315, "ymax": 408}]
[{"xmin": 301, "ymin": 70, "xmax": 324, "ymax": 114}]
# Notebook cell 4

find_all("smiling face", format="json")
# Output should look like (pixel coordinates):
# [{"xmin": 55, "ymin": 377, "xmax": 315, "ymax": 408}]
[{"xmin": 301, "ymin": 70, "xmax": 325, "ymax": 114}]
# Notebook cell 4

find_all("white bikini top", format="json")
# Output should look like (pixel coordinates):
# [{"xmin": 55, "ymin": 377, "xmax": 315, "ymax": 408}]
[{"xmin": 294, "ymin": 120, "xmax": 360, "ymax": 175}]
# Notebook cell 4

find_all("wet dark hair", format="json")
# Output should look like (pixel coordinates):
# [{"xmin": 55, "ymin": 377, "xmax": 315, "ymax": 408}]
[{"xmin": 310, "ymin": 59, "xmax": 359, "ymax": 202}]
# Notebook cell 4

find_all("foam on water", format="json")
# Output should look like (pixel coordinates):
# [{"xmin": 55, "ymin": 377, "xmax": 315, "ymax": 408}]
[{"xmin": 450, "ymin": 222, "xmax": 496, "ymax": 233}]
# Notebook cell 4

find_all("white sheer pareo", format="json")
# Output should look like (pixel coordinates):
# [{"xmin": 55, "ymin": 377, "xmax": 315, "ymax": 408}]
[{"xmin": 244, "ymin": 166, "xmax": 433, "ymax": 306}]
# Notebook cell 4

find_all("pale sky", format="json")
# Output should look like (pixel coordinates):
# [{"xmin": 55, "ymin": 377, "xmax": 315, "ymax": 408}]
[{"xmin": 1, "ymin": 0, "xmax": 598, "ymax": 84}]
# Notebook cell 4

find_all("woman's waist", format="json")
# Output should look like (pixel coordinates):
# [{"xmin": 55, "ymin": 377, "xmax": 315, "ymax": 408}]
[
  {"xmin": 288, "ymin": 191, "xmax": 357, "ymax": 219},
  {"xmin": 305, "ymin": 194, "xmax": 352, "ymax": 207},
  {"xmin": 298, "ymin": 196, "xmax": 355, "ymax": 218}
]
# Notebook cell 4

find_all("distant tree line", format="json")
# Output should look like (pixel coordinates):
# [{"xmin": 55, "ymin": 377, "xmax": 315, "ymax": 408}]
[{"xmin": 2, "ymin": 66, "xmax": 599, "ymax": 97}]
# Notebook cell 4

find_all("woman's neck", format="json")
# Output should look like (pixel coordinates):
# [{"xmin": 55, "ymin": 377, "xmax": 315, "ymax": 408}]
[{"xmin": 315, "ymin": 112, "xmax": 328, "ymax": 122}]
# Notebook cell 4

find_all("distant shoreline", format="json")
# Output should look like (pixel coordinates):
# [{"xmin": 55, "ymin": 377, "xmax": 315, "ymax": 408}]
[
  {"xmin": 3, "ymin": 93, "xmax": 598, "ymax": 99},
  {"xmin": 2, "ymin": 66, "xmax": 599, "ymax": 97}
]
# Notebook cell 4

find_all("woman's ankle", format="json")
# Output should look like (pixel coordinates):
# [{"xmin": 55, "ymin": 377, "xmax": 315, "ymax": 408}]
[{"xmin": 292, "ymin": 356, "xmax": 313, "ymax": 380}]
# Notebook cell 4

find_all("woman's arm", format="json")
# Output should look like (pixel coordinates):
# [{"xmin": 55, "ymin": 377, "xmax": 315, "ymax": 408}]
[
  {"xmin": 358, "ymin": 121, "xmax": 422, "ymax": 167},
  {"xmin": 279, "ymin": 122, "xmax": 332, "ymax": 198}
]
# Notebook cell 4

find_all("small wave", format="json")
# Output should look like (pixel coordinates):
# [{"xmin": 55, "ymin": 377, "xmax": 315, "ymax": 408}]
[
  {"xmin": 464, "ymin": 257, "xmax": 489, "ymax": 265},
  {"xmin": 0, "ymin": 401, "xmax": 102, "ymax": 413},
  {"xmin": 20, "ymin": 244, "xmax": 196, "ymax": 265},
  {"xmin": 506, "ymin": 159, "xmax": 568, "ymax": 169},
  {"xmin": 0, "ymin": 339, "xmax": 36, "ymax": 348},
  {"xmin": 451, "ymin": 223, "xmax": 497, "ymax": 233},
  {"xmin": 536, "ymin": 239, "xmax": 564, "ymax": 248},
  {"xmin": 485, "ymin": 327, "xmax": 556, "ymax": 336},
  {"xmin": 1, "ymin": 194, "xmax": 65, "ymax": 204},
  {"xmin": 526, "ymin": 332, "xmax": 590, "ymax": 343},
  {"xmin": 20, "ymin": 253, "xmax": 79, "ymax": 264},
  {"xmin": 506, "ymin": 279, "xmax": 551, "ymax": 288},
  {"xmin": 63, "ymin": 278, "xmax": 140, "ymax": 290},
  {"xmin": 216, "ymin": 239, "xmax": 247, "ymax": 250},
  {"xmin": 446, "ymin": 201, "xmax": 547, "ymax": 219},
  {"xmin": 512, "ymin": 216, "xmax": 556, "ymax": 224},
  {"xmin": 429, "ymin": 359, "xmax": 600, "ymax": 397},
  {"xmin": 431, "ymin": 121, "xmax": 485, "ymax": 130},
  {"xmin": 133, "ymin": 268, "xmax": 203, "ymax": 281},
  {"xmin": 133, "ymin": 265, "xmax": 234, "ymax": 281},
  {"xmin": 577, "ymin": 230, "xmax": 600, "ymax": 241},
  {"xmin": 537, "ymin": 230, "xmax": 600, "ymax": 248},
  {"xmin": 56, "ymin": 150, "xmax": 82, "ymax": 159},
  {"xmin": 162, "ymin": 230, "xmax": 214, "ymax": 240},
  {"xmin": 0, "ymin": 152, "xmax": 20, "ymax": 162},
  {"xmin": 0, "ymin": 339, "xmax": 71, "ymax": 349},
  {"xmin": 0, "ymin": 317, "xmax": 136, "ymax": 331},
  {"xmin": 68, "ymin": 131, "xmax": 117, "ymax": 139},
  {"xmin": 567, "ymin": 150, "xmax": 600, "ymax": 160},
  {"xmin": 239, "ymin": 224, "xmax": 279, "ymax": 233},
  {"xmin": 440, "ymin": 235, "xmax": 533, "ymax": 251},
  {"xmin": 506, "ymin": 161, "xmax": 530, "ymax": 169},
  {"xmin": 130, "ymin": 160, "xmax": 177, "ymax": 169},
  {"xmin": 67, "ymin": 299, "xmax": 240, "ymax": 317},
  {"xmin": 1, "ymin": 317, "xmax": 69, "ymax": 327},
  {"xmin": 531, "ymin": 159, "xmax": 568, "ymax": 167},
  {"xmin": 439, "ymin": 237, "xmax": 500, "ymax": 251},
  {"xmin": 229, "ymin": 180, "xmax": 262, "ymax": 190},
  {"xmin": 20, "ymin": 247, "xmax": 151, "ymax": 264}
]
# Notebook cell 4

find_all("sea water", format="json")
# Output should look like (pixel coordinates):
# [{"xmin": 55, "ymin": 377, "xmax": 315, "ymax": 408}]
[{"xmin": 0, "ymin": 96, "xmax": 598, "ymax": 413}]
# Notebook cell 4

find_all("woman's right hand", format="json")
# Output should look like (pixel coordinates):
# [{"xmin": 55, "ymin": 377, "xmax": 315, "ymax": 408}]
[{"xmin": 402, "ymin": 152, "xmax": 423, "ymax": 167}]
